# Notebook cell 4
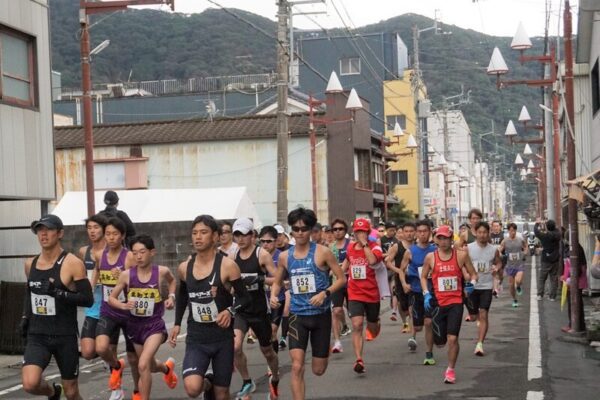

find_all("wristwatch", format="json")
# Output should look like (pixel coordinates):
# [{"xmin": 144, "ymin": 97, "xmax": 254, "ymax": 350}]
[{"xmin": 325, "ymin": 289, "xmax": 331, "ymax": 297}]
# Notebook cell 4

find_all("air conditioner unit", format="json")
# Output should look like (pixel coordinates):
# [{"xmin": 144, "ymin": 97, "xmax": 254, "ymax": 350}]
[{"xmin": 107, "ymin": 83, "xmax": 125, "ymax": 98}]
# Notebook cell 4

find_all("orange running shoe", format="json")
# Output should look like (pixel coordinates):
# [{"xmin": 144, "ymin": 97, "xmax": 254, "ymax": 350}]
[
  {"xmin": 163, "ymin": 357, "xmax": 178, "ymax": 389},
  {"xmin": 365, "ymin": 321, "xmax": 381, "ymax": 341},
  {"xmin": 131, "ymin": 391, "xmax": 141, "ymax": 400},
  {"xmin": 108, "ymin": 359, "xmax": 125, "ymax": 391}
]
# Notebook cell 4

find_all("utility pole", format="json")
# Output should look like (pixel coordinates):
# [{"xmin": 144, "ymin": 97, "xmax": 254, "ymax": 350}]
[
  {"xmin": 564, "ymin": 1, "xmax": 583, "ymax": 333},
  {"xmin": 412, "ymin": 24, "xmax": 425, "ymax": 219},
  {"xmin": 276, "ymin": 0, "xmax": 290, "ymax": 224}
]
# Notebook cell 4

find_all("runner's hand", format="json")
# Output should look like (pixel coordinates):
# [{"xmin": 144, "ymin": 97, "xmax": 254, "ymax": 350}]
[
  {"xmin": 402, "ymin": 283, "xmax": 411, "ymax": 294},
  {"xmin": 122, "ymin": 299, "xmax": 135, "ymax": 311},
  {"xmin": 270, "ymin": 295, "xmax": 281, "ymax": 309},
  {"xmin": 168, "ymin": 326, "xmax": 180, "ymax": 348},
  {"xmin": 424, "ymin": 292, "xmax": 433, "ymax": 312},
  {"xmin": 164, "ymin": 297, "xmax": 174, "ymax": 310},
  {"xmin": 309, "ymin": 291, "xmax": 327, "ymax": 307},
  {"xmin": 215, "ymin": 309, "xmax": 232, "ymax": 328},
  {"xmin": 111, "ymin": 267, "xmax": 121, "ymax": 279}
]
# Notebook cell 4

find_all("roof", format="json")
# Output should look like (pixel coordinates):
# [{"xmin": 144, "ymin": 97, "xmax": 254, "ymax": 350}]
[
  {"xmin": 54, "ymin": 112, "xmax": 325, "ymax": 149},
  {"xmin": 51, "ymin": 188, "xmax": 262, "ymax": 226}
]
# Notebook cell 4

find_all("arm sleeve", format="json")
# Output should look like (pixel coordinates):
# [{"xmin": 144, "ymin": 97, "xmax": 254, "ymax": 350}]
[
  {"xmin": 55, "ymin": 279, "xmax": 94, "ymax": 307},
  {"xmin": 230, "ymin": 278, "xmax": 252, "ymax": 312},
  {"xmin": 174, "ymin": 280, "xmax": 189, "ymax": 326}
]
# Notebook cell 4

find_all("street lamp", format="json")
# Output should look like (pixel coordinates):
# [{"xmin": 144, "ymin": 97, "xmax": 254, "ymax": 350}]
[
  {"xmin": 523, "ymin": 143, "xmax": 533, "ymax": 155},
  {"xmin": 393, "ymin": 122, "xmax": 404, "ymax": 138},
  {"xmin": 515, "ymin": 154, "xmax": 524, "ymax": 166}
]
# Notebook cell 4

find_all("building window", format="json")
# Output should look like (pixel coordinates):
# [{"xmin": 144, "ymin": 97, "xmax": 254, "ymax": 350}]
[
  {"xmin": 372, "ymin": 162, "xmax": 384, "ymax": 184},
  {"xmin": 389, "ymin": 170, "xmax": 408, "ymax": 186},
  {"xmin": 94, "ymin": 158, "xmax": 148, "ymax": 190},
  {"xmin": 592, "ymin": 58, "xmax": 600, "ymax": 116},
  {"xmin": 340, "ymin": 57, "xmax": 361, "ymax": 75},
  {"xmin": 354, "ymin": 150, "xmax": 371, "ymax": 189},
  {"xmin": 386, "ymin": 114, "xmax": 406, "ymax": 131},
  {"xmin": 0, "ymin": 25, "xmax": 36, "ymax": 107}
]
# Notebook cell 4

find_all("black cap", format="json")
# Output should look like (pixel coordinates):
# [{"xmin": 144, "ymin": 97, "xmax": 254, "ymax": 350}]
[
  {"xmin": 31, "ymin": 214, "xmax": 64, "ymax": 233},
  {"xmin": 385, "ymin": 221, "xmax": 397, "ymax": 229},
  {"xmin": 322, "ymin": 225, "xmax": 332, "ymax": 232},
  {"xmin": 104, "ymin": 190, "xmax": 119, "ymax": 206}
]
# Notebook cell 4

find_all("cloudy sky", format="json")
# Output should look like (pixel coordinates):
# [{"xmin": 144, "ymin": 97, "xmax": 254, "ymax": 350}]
[{"xmin": 151, "ymin": 0, "xmax": 577, "ymax": 37}]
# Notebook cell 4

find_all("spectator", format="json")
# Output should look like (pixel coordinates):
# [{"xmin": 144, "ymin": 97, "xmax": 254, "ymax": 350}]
[
  {"xmin": 592, "ymin": 236, "xmax": 600, "ymax": 280},
  {"xmin": 534, "ymin": 219, "xmax": 562, "ymax": 301},
  {"xmin": 561, "ymin": 242, "xmax": 587, "ymax": 333},
  {"xmin": 99, "ymin": 190, "xmax": 136, "ymax": 247}
]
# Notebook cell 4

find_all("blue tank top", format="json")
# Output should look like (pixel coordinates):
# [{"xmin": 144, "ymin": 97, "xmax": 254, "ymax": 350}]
[
  {"xmin": 266, "ymin": 249, "xmax": 286, "ymax": 302},
  {"xmin": 83, "ymin": 246, "xmax": 102, "ymax": 319},
  {"xmin": 288, "ymin": 242, "xmax": 330, "ymax": 316},
  {"xmin": 407, "ymin": 243, "xmax": 437, "ymax": 292}
]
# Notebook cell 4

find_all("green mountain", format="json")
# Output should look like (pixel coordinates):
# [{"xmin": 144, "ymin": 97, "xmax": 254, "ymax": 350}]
[{"xmin": 50, "ymin": 0, "xmax": 546, "ymax": 215}]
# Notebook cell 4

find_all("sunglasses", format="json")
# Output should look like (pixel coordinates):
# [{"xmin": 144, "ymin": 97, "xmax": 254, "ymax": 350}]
[
  {"xmin": 260, "ymin": 239, "xmax": 275, "ymax": 244},
  {"xmin": 378, "ymin": 230, "xmax": 385, "ymax": 233},
  {"xmin": 332, "ymin": 227, "xmax": 346, "ymax": 232},
  {"xmin": 233, "ymin": 231, "xmax": 252, "ymax": 237},
  {"xmin": 291, "ymin": 226, "xmax": 311, "ymax": 232}
]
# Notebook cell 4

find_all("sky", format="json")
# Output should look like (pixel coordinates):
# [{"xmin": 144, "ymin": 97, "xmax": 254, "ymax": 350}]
[{"xmin": 147, "ymin": 0, "xmax": 578, "ymax": 38}]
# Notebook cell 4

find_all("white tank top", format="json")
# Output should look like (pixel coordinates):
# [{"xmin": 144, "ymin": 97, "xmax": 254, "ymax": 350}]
[{"xmin": 467, "ymin": 242, "xmax": 497, "ymax": 290}]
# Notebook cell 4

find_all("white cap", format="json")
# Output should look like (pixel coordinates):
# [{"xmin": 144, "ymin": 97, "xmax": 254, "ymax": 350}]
[
  {"xmin": 232, "ymin": 217, "xmax": 254, "ymax": 235},
  {"xmin": 274, "ymin": 224, "xmax": 285, "ymax": 235}
]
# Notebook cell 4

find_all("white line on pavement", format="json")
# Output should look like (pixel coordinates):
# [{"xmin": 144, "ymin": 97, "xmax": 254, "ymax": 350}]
[
  {"xmin": 526, "ymin": 390, "xmax": 545, "ymax": 400},
  {"xmin": 528, "ymin": 255, "xmax": 543, "ymax": 382}
]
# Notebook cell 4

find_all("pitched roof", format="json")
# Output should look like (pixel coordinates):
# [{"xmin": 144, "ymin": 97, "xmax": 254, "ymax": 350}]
[{"xmin": 54, "ymin": 113, "xmax": 324, "ymax": 149}]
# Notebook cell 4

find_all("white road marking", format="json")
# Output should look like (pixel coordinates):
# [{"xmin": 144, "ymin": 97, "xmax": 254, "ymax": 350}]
[
  {"xmin": 528, "ymin": 255, "xmax": 543, "ymax": 381},
  {"xmin": 526, "ymin": 390, "xmax": 544, "ymax": 400}
]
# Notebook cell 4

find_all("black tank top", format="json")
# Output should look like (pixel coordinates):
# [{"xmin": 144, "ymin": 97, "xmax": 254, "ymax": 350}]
[
  {"xmin": 28, "ymin": 251, "xmax": 78, "ymax": 336},
  {"xmin": 84, "ymin": 246, "xmax": 95, "ymax": 270},
  {"xmin": 235, "ymin": 246, "xmax": 268, "ymax": 317},
  {"xmin": 186, "ymin": 253, "xmax": 233, "ymax": 343},
  {"xmin": 490, "ymin": 233, "xmax": 503, "ymax": 246},
  {"xmin": 394, "ymin": 241, "xmax": 407, "ymax": 268}
]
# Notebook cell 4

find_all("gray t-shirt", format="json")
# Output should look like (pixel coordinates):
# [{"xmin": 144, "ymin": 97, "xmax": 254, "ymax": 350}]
[
  {"xmin": 468, "ymin": 242, "xmax": 497, "ymax": 290},
  {"xmin": 504, "ymin": 237, "xmax": 525, "ymax": 268}
]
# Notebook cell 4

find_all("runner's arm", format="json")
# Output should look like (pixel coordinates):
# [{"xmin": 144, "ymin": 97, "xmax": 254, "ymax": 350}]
[
  {"xmin": 53, "ymin": 255, "xmax": 94, "ymax": 307},
  {"xmin": 322, "ymin": 246, "xmax": 346, "ymax": 294},
  {"xmin": 160, "ymin": 266, "xmax": 177, "ymax": 309},
  {"xmin": 459, "ymin": 251, "xmax": 478, "ymax": 282},
  {"xmin": 398, "ymin": 249, "xmax": 412, "ymax": 290},
  {"xmin": 108, "ymin": 269, "xmax": 131, "ymax": 310},
  {"xmin": 270, "ymin": 251, "xmax": 288, "ymax": 302},
  {"xmin": 385, "ymin": 243, "xmax": 398, "ymax": 265},
  {"xmin": 259, "ymin": 248, "xmax": 277, "ymax": 286},
  {"xmin": 420, "ymin": 253, "xmax": 434, "ymax": 293},
  {"xmin": 174, "ymin": 262, "xmax": 188, "ymax": 326},
  {"xmin": 222, "ymin": 258, "xmax": 251, "ymax": 313}
]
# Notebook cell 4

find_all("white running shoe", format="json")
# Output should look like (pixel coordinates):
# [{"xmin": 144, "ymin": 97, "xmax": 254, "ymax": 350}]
[{"xmin": 108, "ymin": 389, "xmax": 124, "ymax": 400}]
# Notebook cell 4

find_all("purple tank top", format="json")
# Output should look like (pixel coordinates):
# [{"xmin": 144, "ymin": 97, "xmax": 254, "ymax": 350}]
[
  {"xmin": 99, "ymin": 247, "xmax": 129, "ymax": 320},
  {"xmin": 127, "ymin": 265, "xmax": 164, "ymax": 321}
]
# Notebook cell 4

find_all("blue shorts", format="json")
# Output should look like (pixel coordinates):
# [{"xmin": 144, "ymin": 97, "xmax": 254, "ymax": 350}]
[{"xmin": 505, "ymin": 266, "xmax": 524, "ymax": 277}]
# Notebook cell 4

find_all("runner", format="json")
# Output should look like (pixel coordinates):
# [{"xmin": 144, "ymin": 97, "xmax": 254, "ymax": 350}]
[
  {"xmin": 108, "ymin": 234, "xmax": 178, "ymax": 400},
  {"xmin": 274, "ymin": 224, "xmax": 291, "ymax": 252},
  {"xmin": 490, "ymin": 220, "xmax": 505, "ymax": 298},
  {"xmin": 231, "ymin": 217, "xmax": 281, "ymax": 400},
  {"xmin": 385, "ymin": 222, "xmax": 416, "ymax": 333},
  {"xmin": 466, "ymin": 221, "xmax": 501, "ymax": 356},
  {"xmin": 499, "ymin": 223, "xmax": 527, "ymax": 308},
  {"xmin": 273, "ymin": 223, "xmax": 292, "ymax": 349},
  {"xmin": 310, "ymin": 223, "xmax": 324, "ymax": 245},
  {"xmin": 22, "ymin": 214, "xmax": 93, "ymax": 400},
  {"xmin": 456, "ymin": 208, "xmax": 483, "ymax": 248},
  {"xmin": 322, "ymin": 225, "xmax": 334, "ymax": 247},
  {"xmin": 329, "ymin": 218, "xmax": 351, "ymax": 354},
  {"xmin": 270, "ymin": 207, "xmax": 346, "ymax": 400},
  {"xmin": 218, "ymin": 221, "xmax": 239, "ymax": 259},
  {"xmin": 343, "ymin": 218, "xmax": 384, "ymax": 373},
  {"xmin": 94, "ymin": 218, "xmax": 140, "ymax": 397},
  {"xmin": 169, "ymin": 214, "xmax": 251, "ymax": 400},
  {"xmin": 420, "ymin": 225, "xmax": 478, "ymax": 384},
  {"xmin": 399, "ymin": 220, "xmax": 437, "ymax": 364},
  {"xmin": 380, "ymin": 222, "xmax": 399, "ymax": 323}
]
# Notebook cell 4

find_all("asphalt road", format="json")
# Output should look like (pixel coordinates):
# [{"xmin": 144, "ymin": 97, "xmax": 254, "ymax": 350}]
[{"xmin": 0, "ymin": 256, "xmax": 594, "ymax": 399}]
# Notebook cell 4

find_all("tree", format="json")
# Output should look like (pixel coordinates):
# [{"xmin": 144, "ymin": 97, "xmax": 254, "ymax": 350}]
[{"xmin": 387, "ymin": 200, "xmax": 416, "ymax": 225}]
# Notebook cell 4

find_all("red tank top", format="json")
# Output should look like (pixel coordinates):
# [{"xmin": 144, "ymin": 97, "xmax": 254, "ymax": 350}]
[{"xmin": 431, "ymin": 249, "xmax": 463, "ymax": 307}]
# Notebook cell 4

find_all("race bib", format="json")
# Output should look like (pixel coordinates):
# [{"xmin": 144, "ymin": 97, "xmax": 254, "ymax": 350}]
[
  {"xmin": 31, "ymin": 294, "xmax": 56, "ymax": 316},
  {"xmin": 103, "ymin": 286, "xmax": 126, "ymax": 302},
  {"xmin": 351, "ymin": 265, "xmax": 367, "ymax": 280},
  {"xmin": 477, "ymin": 262, "xmax": 490, "ymax": 273},
  {"xmin": 509, "ymin": 253, "xmax": 520, "ymax": 261},
  {"xmin": 438, "ymin": 277, "xmax": 458, "ymax": 292},
  {"xmin": 291, "ymin": 274, "xmax": 316, "ymax": 294},
  {"xmin": 191, "ymin": 301, "xmax": 219, "ymax": 323},
  {"xmin": 130, "ymin": 297, "xmax": 155, "ymax": 317}
]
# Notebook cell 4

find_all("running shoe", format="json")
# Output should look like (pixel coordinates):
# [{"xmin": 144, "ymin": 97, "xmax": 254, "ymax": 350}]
[
  {"xmin": 423, "ymin": 352, "xmax": 436, "ymax": 365},
  {"xmin": 516, "ymin": 286, "xmax": 523, "ymax": 296},
  {"xmin": 49, "ymin": 383, "xmax": 62, "ymax": 400},
  {"xmin": 365, "ymin": 321, "xmax": 381, "ymax": 341},
  {"xmin": 247, "ymin": 334, "xmax": 256, "ymax": 344},
  {"xmin": 278, "ymin": 336, "xmax": 287, "ymax": 350},
  {"xmin": 408, "ymin": 337, "xmax": 417, "ymax": 352},
  {"xmin": 536, "ymin": 295, "xmax": 543, "ymax": 301},
  {"xmin": 401, "ymin": 322, "xmax": 410, "ymax": 333},
  {"xmin": 465, "ymin": 315, "xmax": 472, "ymax": 322},
  {"xmin": 444, "ymin": 368, "xmax": 456, "ymax": 384},
  {"xmin": 474, "ymin": 342, "xmax": 484, "ymax": 356},
  {"xmin": 268, "ymin": 376, "xmax": 279, "ymax": 400},
  {"xmin": 236, "ymin": 380, "xmax": 256, "ymax": 398},
  {"xmin": 390, "ymin": 312, "xmax": 398, "ymax": 321},
  {"xmin": 331, "ymin": 340, "xmax": 343, "ymax": 353},
  {"xmin": 204, "ymin": 370, "xmax": 215, "ymax": 400},
  {"xmin": 109, "ymin": 358, "xmax": 125, "ymax": 391},
  {"xmin": 163, "ymin": 357, "xmax": 178, "ymax": 389},
  {"xmin": 131, "ymin": 391, "xmax": 141, "ymax": 400},
  {"xmin": 341, "ymin": 325, "xmax": 351, "ymax": 336},
  {"xmin": 512, "ymin": 300, "xmax": 519, "ymax": 308},
  {"xmin": 109, "ymin": 389, "xmax": 124, "ymax": 400},
  {"xmin": 549, "ymin": 297, "xmax": 556, "ymax": 302},
  {"xmin": 353, "ymin": 359, "xmax": 365, "ymax": 374}
]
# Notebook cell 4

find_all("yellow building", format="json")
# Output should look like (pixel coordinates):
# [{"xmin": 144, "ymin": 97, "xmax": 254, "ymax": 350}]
[{"xmin": 383, "ymin": 70, "xmax": 427, "ymax": 217}]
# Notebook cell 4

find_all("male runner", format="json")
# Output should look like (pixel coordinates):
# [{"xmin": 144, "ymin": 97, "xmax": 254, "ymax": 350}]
[
  {"xmin": 109, "ymin": 235, "xmax": 178, "ymax": 400},
  {"xmin": 456, "ymin": 208, "xmax": 483, "ymax": 248},
  {"xmin": 420, "ymin": 225, "xmax": 478, "ymax": 384},
  {"xmin": 380, "ymin": 222, "xmax": 399, "ymax": 322},
  {"xmin": 169, "ymin": 215, "xmax": 251, "ymax": 400},
  {"xmin": 273, "ymin": 223, "xmax": 292, "ymax": 348},
  {"xmin": 467, "ymin": 221, "xmax": 501, "ymax": 356},
  {"xmin": 330, "ymin": 218, "xmax": 351, "ymax": 353},
  {"xmin": 22, "ymin": 215, "xmax": 93, "ymax": 400},
  {"xmin": 344, "ymin": 218, "xmax": 384, "ymax": 373},
  {"xmin": 231, "ymin": 217, "xmax": 280, "ymax": 400},
  {"xmin": 274, "ymin": 224, "xmax": 291, "ymax": 252},
  {"xmin": 218, "ymin": 221, "xmax": 238, "ymax": 259},
  {"xmin": 270, "ymin": 207, "xmax": 346, "ymax": 400},
  {"xmin": 310, "ymin": 223, "xmax": 324, "ymax": 245},
  {"xmin": 490, "ymin": 220, "xmax": 505, "ymax": 298},
  {"xmin": 322, "ymin": 225, "xmax": 334, "ymax": 247},
  {"xmin": 386, "ymin": 222, "xmax": 416, "ymax": 333},
  {"xmin": 399, "ymin": 220, "xmax": 437, "ymax": 364},
  {"xmin": 499, "ymin": 223, "xmax": 527, "ymax": 307},
  {"xmin": 94, "ymin": 218, "xmax": 140, "ymax": 396}
]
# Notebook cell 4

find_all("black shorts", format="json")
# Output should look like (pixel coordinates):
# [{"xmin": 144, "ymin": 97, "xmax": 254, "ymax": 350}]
[
  {"xmin": 466, "ymin": 289, "xmax": 493, "ymax": 315},
  {"xmin": 80, "ymin": 316, "xmax": 119, "ymax": 345},
  {"xmin": 431, "ymin": 303, "xmax": 463, "ymax": 346},
  {"xmin": 96, "ymin": 315, "xmax": 135, "ymax": 352},
  {"xmin": 233, "ymin": 313, "xmax": 273, "ymax": 347},
  {"xmin": 270, "ymin": 297, "xmax": 286, "ymax": 326},
  {"xmin": 393, "ymin": 276, "xmax": 409, "ymax": 312},
  {"xmin": 330, "ymin": 285, "xmax": 347, "ymax": 308},
  {"xmin": 23, "ymin": 334, "xmax": 79, "ymax": 380},
  {"xmin": 409, "ymin": 292, "xmax": 434, "ymax": 327},
  {"xmin": 182, "ymin": 337, "xmax": 234, "ymax": 387},
  {"xmin": 288, "ymin": 312, "xmax": 331, "ymax": 358},
  {"xmin": 347, "ymin": 300, "xmax": 380, "ymax": 323}
]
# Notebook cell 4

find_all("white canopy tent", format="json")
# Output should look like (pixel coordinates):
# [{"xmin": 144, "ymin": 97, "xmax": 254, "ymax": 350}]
[{"xmin": 51, "ymin": 187, "xmax": 262, "ymax": 227}]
